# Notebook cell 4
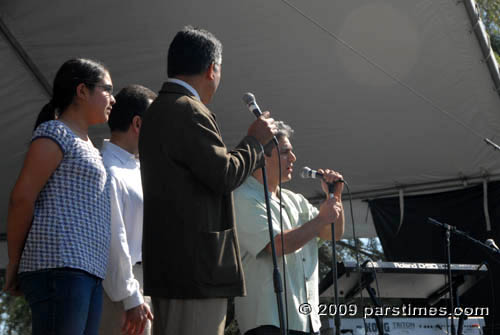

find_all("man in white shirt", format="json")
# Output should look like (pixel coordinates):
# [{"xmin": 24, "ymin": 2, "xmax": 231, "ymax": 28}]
[{"xmin": 100, "ymin": 85, "xmax": 157, "ymax": 335}]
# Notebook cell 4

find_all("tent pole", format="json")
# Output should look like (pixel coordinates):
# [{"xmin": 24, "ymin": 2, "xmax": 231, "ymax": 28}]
[{"xmin": 0, "ymin": 17, "xmax": 52, "ymax": 96}]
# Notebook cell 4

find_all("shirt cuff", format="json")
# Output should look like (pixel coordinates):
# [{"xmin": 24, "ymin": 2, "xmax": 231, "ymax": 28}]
[{"xmin": 122, "ymin": 288, "xmax": 145, "ymax": 311}]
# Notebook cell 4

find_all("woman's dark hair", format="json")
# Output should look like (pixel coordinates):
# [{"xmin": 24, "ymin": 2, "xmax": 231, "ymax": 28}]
[{"xmin": 34, "ymin": 58, "xmax": 109, "ymax": 131}]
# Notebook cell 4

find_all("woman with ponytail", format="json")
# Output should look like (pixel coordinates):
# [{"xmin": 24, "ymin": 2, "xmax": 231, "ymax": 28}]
[
  {"xmin": 33, "ymin": 99, "xmax": 57, "ymax": 131},
  {"xmin": 4, "ymin": 58, "xmax": 116, "ymax": 335}
]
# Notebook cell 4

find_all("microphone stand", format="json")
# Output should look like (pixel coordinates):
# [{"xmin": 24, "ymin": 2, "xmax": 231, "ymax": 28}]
[
  {"xmin": 427, "ymin": 218, "xmax": 456, "ymax": 335},
  {"xmin": 328, "ymin": 183, "xmax": 341, "ymax": 335},
  {"xmin": 427, "ymin": 218, "xmax": 500, "ymax": 335},
  {"xmin": 243, "ymin": 93, "xmax": 286, "ymax": 333},
  {"xmin": 260, "ymin": 163, "xmax": 287, "ymax": 335},
  {"xmin": 446, "ymin": 224, "xmax": 456, "ymax": 335},
  {"xmin": 426, "ymin": 217, "xmax": 500, "ymax": 335},
  {"xmin": 427, "ymin": 218, "xmax": 500, "ymax": 262}
]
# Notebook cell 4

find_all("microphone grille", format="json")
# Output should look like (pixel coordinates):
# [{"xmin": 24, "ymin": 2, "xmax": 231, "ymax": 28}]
[
  {"xmin": 300, "ymin": 166, "xmax": 312, "ymax": 179},
  {"xmin": 242, "ymin": 92, "xmax": 255, "ymax": 105}
]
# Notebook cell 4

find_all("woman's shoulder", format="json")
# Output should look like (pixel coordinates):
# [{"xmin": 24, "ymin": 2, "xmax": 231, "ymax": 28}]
[
  {"xmin": 33, "ymin": 120, "xmax": 72, "ymax": 138},
  {"xmin": 32, "ymin": 120, "xmax": 77, "ymax": 154}
]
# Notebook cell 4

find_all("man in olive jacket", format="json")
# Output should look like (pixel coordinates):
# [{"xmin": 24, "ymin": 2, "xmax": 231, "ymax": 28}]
[{"xmin": 139, "ymin": 26, "xmax": 277, "ymax": 335}]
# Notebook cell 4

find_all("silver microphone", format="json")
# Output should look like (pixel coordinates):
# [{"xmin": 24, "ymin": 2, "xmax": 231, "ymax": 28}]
[
  {"xmin": 486, "ymin": 239, "xmax": 499, "ymax": 250},
  {"xmin": 300, "ymin": 166, "xmax": 323, "ymax": 179},
  {"xmin": 242, "ymin": 93, "xmax": 262, "ymax": 118},
  {"xmin": 300, "ymin": 166, "xmax": 344, "ymax": 182},
  {"xmin": 242, "ymin": 92, "xmax": 278, "ymax": 145}
]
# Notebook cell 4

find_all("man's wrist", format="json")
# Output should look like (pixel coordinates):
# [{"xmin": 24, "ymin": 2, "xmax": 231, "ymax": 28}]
[
  {"xmin": 123, "ymin": 290, "xmax": 145, "ymax": 311},
  {"xmin": 312, "ymin": 215, "xmax": 330, "ymax": 231}
]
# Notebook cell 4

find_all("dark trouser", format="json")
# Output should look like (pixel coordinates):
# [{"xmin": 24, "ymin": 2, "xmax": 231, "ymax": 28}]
[
  {"xmin": 245, "ymin": 325, "xmax": 319, "ymax": 335},
  {"xmin": 19, "ymin": 268, "xmax": 103, "ymax": 335}
]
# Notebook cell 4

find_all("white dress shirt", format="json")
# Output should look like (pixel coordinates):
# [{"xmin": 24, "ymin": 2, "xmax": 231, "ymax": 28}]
[{"xmin": 101, "ymin": 140, "xmax": 144, "ymax": 310}]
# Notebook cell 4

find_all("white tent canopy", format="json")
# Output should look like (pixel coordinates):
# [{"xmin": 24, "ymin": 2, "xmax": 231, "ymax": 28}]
[{"xmin": 1, "ymin": 0, "xmax": 500, "ymax": 267}]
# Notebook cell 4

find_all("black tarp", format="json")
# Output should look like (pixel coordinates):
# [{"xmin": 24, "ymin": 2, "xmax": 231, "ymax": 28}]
[{"xmin": 369, "ymin": 181, "xmax": 500, "ymax": 330}]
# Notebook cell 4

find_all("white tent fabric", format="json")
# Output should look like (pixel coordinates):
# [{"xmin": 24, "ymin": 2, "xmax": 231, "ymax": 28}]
[{"xmin": 1, "ymin": 0, "xmax": 500, "ymax": 267}]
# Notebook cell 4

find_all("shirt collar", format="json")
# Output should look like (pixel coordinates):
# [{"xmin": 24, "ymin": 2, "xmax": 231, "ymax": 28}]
[
  {"xmin": 245, "ymin": 176, "xmax": 282, "ymax": 202},
  {"xmin": 167, "ymin": 78, "xmax": 201, "ymax": 101},
  {"xmin": 102, "ymin": 140, "xmax": 138, "ymax": 166},
  {"xmin": 246, "ymin": 175, "xmax": 264, "ymax": 191}
]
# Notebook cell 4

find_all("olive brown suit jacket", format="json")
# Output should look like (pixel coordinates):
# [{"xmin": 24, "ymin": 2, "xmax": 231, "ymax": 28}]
[{"xmin": 139, "ymin": 82, "xmax": 264, "ymax": 298}]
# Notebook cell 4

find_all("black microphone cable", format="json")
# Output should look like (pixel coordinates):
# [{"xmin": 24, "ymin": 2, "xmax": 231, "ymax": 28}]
[
  {"xmin": 301, "ymin": 168, "xmax": 366, "ymax": 334},
  {"xmin": 475, "ymin": 261, "xmax": 495, "ymax": 335},
  {"xmin": 484, "ymin": 262, "xmax": 495, "ymax": 335},
  {"xmin": 362, "ymin": 258, "xmax": 384, "ymax": 335},
  {"xmin": 275, "ymin": 140, "xmax": 290, "ymax": 334},
  {"xmin": 244, "ymin": 92, "xmax": 289, "ymax": 334},
  {"xmin": 340, "ymin": 180, "xmax": 371, "ymax": 335}
]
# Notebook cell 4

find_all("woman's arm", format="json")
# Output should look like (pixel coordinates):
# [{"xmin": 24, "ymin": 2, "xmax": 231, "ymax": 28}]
[{"xmin": 3, "ymin": 138, "xmax": 62, "ymax": 294}]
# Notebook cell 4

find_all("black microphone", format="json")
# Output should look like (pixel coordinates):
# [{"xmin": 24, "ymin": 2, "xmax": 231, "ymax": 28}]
[
  {"xmin": 486, "ymin": 239, "xmax": 499, "ymax": 250},
  {"xmin": 242, "ymin": 92, "xmax": 278, "ymax": 145},
  {"xmin": 300, "ymin": 166, "xmax": 345, "ymax": 183}
]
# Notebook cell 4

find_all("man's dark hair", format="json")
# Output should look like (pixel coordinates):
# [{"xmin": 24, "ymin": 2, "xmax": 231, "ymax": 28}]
[
  {"xmin": 108, "ymin": 85, "xmax": 157, "ymax": 132},
  {"xmin": 167, "ymin": 26, "xmax": 222, "ymax": 77},
  {"xmin": 264, "ymin": 121, "xmax": 294, "ymax": 156}
]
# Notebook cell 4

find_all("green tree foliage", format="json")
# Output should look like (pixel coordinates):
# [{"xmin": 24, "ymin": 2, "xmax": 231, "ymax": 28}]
[
  {"xmin": 476, "ymin": 0, "xmax": 500, "ymax": 62},
  {"xmin": 0, "ymin": 275, "xmax": 31, "ymax": 335},
  {"xmin": 476, "ymin": 0, "xmax": 500, "ymax": 35},
  {"xmin": 318, "ymin": 238, "xmax": 385, "ymax": 282}
]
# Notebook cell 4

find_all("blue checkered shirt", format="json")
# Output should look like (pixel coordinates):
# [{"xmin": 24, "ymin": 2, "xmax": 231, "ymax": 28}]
[{"xmin": 18, "ymin": 120, "xmax": 111, "ymax": 279}]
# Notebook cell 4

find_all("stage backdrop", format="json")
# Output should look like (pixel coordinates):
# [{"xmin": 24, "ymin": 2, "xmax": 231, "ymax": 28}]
[
  {"xmin": 369, "ymin": 182, "xmax": 500, "ymax": 329},
  {"xmin": 1, "ymin": 0, "xmax": 500, "ymax": 266}
]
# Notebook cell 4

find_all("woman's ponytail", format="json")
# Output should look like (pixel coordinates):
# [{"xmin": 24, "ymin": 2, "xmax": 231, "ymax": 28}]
[{"xmin": 33, "ymin": 100, "xmax": 57, "ymax": 131}]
